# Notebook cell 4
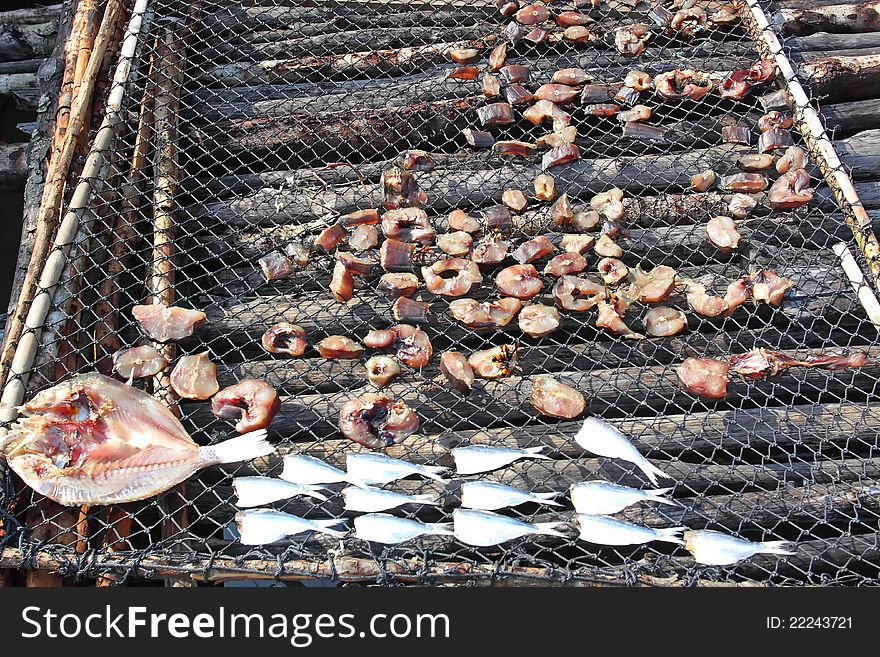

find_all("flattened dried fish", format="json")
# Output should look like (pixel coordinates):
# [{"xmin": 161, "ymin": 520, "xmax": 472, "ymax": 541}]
[
  {"xmin": 258, "ymin": 250, "xmax": 296, "ymax": 281},
  {"xmin": 449, "ymin": 297, "xmax": 523, "ymax": 330}
]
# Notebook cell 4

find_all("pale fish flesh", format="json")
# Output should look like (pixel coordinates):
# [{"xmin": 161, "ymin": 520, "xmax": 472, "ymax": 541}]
[
  {"xmin": 574, "ymin": 417, "xmax": 670, "ymax": 485},
  {"xmin": 460, "ymin": 481, "xmax": 562, "ymax": 510},
  {"xmin": 279, "ymin": 453, "xmax": 349, "ymax": 485},
  {"xmin": 342, "ymin": 485, "xmax": 440, "ymax": 512},
  {"xmin": 233, "ymin": 476, "xmax": 328, "ymax": 508},
  {"xmin": 684, "ymin": 529, "xmax": 796, "ymax": 565},
  {"xmin": 346, "ymin": 452, "xmax": 448, "ymax": 485},
  {"xmin": 576, "ymin": 514, "xmax": 684, "ymax": 546},
  {"xmin": 451, "ymin": 445, "xmax": 550, "ymax": 475},
  {"xmin": 570, "ymin": 480, "xmax": 678, "ymax": 515},
  {"xmin": 353, "ymin": 513, "xmax": 453, "ymax": 544},
  {"xmin": 0, "ymin": 373, "xmax": 274, "ymax": 506},
  {"xmin": 453, "ymin": 508, "xmax": 566, "ymax": 546},
  {"xmin": 235, "ymin": 509, "xmax": 346, "ymax": 545}
]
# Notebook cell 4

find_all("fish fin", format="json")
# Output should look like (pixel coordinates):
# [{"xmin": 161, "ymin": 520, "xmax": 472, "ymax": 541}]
[
  {"xmin": 534, "ymin": 521, "xmax": 568, "ymax": 538},
  {"xmin": 310, "ymin": 518, "xmax": 348, "ymax": 538},
  {"xmin": 200, "ymin": 429, "xmax": 275, "ymax": 465},
  {"xmin": 421, "ymin": 464, "xmax": 451, "ymax": 482},
  {"xmin": 426, "ymin": 522, "xmax": 454, "ymax": 536},
  {"xmin": 646, "ymin": 487, "xmax": 681, "ymax": 506},
  {"xmin": 531, "ymin": 492, "xmax": 564, "ymax": 506},
  {"xmin": 759, "ymin": 540, "xmax": 797, "ymax": 556},
  {"xmin": 523, "ymin": 446, "xmax": 551, "ymax": 460},
  {"xmin": 636, "ymin": 456, "xmax": 672, "ymax": 486},
  {"xmin": 411, "ymin": 493, "xmax": 441, "ymax": 506},
  {"xmin": 655, "ymin": 526, "xmax": 686, "ymax": 546}
]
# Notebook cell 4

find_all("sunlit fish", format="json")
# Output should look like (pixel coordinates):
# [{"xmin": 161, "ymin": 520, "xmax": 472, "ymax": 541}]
[
  {"xmin": 574, "ymin": 418, "xmax": 670, "ymax": 485},
  {"xmin": 346, "ymin": 453, "xmax": 448, "ymax": 485},
  {"xmin": 576, "ymin": 514, "xmax": 684, "ymax": 546},
  {"xmin": 233, "ymin": 477, "xmax": 328, "ymax": 508},
  {"xmin": 353, "ymin": 513, "xmax": 453, "ymax": 544},
  {"xmin": 342, "ymin": 485, "xmax": 440, "ymax": 512},
  {"xmin": 460, "ymin": 481, "xmax": 562, "ymax": 510},
  {"xmin": 453, "ymin": 508, "xmax": 566, "ymax": 546},
  {"xmin": 451, "ymin": 445, "xmax": 550, "ymax": 475},
  {"xmin": 235, "ymin": 509, "xmax": 346, "ymax": 545},
  {"xmin": 570, "ymin": 481, "xmax": 678, "ymax": 515},
  {"xmin": 279, "ymin": 454, "xmax": 350, "ymax": 485},
  {"xmin": 684, "ymin": 529, "xmax": 796, "ymax": 565}
]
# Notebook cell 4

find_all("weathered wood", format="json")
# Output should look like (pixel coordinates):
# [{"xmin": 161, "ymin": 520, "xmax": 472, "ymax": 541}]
[
  {"xmin": 799, "ymin": 53, "xmax": 880, "ymax": 103},
  {"xmin": 823, "ymin": 98, "xmax": 880, "ymax": 135},
  {"xmin": 0, "ymin": 70, "xmax": 39, "ymax": 110},
  {"xmin": 0, "ymin": 141, "xmax": 27, "ymax": 192},
  {"xmin": 835, "ymin": 128, "xmax": 880, "ymax": 178},
  {"xmin": 790, "ymin": 30, "xmax": 880, "ymax": 52},
  {"xmin": 773, "ymin": 1, "xmax": 880, "ymax": 36},
  {"xmin": 0, "ymin": 4, "xmax": 62, "ymax": 63}
]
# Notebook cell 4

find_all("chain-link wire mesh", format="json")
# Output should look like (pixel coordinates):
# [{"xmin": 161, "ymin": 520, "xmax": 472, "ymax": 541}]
[{"xmin": 2, "ymin": 0, "xmax": 879, "ymax": 586}]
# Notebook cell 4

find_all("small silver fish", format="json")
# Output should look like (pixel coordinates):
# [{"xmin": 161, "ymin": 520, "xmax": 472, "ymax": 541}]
[
  {"xmin": 342, "ymin": 485, "xmax": 440, "ymax": 512},
  {"xmin": 574, "ymin": 418, "xmax": 670, "ymax": 485},
  {"xmin": 353, "ymin": 513, "xmax": 453, "ymax": 544},
  {"xmin": 235, "ymin": 509, "xmax": 346, "ymax": 545},
  {"xmin": 684, "ymin": 529, "xmax": 796, "ymax": 565},
  {"xmin": 233, "ymin": 476, "xmax": 328, "ymax": 508},
  {"xmin": 570, "ymin": 480, "xmax": 678, "ymax": 515},
  {"xmin": 460, "ymin": 481, "xmax": 562, "ymax": 510},
  {"xmin": 279, "ymin": 454, "xmax": 349, "ymax": 485},
  {"xmin": 451, "ymin": 445, "xmax": 550, "ymax": 475},
  {"xmin": 576, "ymin": 514, "xmax": 684, "ymax": 546},
  {"xmin": 345, "ymin": 453, "xmax": 448, "ymax": 485},
  {"xmin": 453, "ymin": 508, "xmax": 566, "ymax": 546}
]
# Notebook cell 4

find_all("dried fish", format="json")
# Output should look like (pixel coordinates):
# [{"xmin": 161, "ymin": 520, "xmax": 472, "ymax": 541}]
[
  {"xmin": 776, "ymin": 145, "xmax": 807, "ymax": 174},
  {"xmin": 468, "ymin": 344, "xmax": 519, "ymax": 379},
  {"xmin": 738, "ymin": 153, "xmax": 774, "ymax": 171},
  {"xmin": 440, "ymin": 351, "xmax": 476, "ymax": 394},
  {"xmin": 552, "ymin": 67, "xmax": 590, "ymax": 85},
  {"xmin": 454, "ymin": 508, "xmax": 565, "ymax": 546},
  {"xmin": 112, "ymin": 345, "xmax": 167, "ymax": 379},
  {"xmin": 493, "ymin": 139, "xmax": 537, "ymax": 156},
  {"xmin": 615, "ymin": 23, "xmax": 650, "ymax": 57},
  {"xmin": 597, "ymin": 300, "xmax": 643, "ymax": 339},
  {"xmin": 686, "ymin": 282, "xmax": 729, "ymax": 317},
  {"xmin": 212, "ymin": 379, "xmax": 280, "ymax": 433},
  {"xmin": 671, "ymin": 7, "xmax": 706, "ymax": 34},
  {"xmin": 758, "ymin": 89, "xmax": 787, "ymax": 111},
  {"xmin": 451, "ymin": 444, "xmax": 548, "ymax": 475},
  {"xmin": 571, "ymin": 481, "xmax": 677, "ymax": 515},
  {"xmin": 315, "ymin": 335, "xmax": 363, "ymax": 359},
  {"xmin": 392, "ymin": 296, "xmax": 430, "ymax": 323},
  {"xmin": 337, "ymin": 248, "xmax": 378, "ymax": 274},
  {"xmin": 472, "ymin": 236, "xmax": 511, "ymax": 266},
  {"xmin": 279, "ymin": 454, "xmax": 349, "ymax": 486},
  {"xmin": 478, "ymin": 101, "xmax": 517, "ymax": 127},
  {"xmin": 341, "ymin": 208, "xmax": 380, "ymax": 227},
  {"xmin": 533, "ymin": 173, "xmax": 556, "ymax": 201},
  {"xmin": 382, "ymin": 167, "xmax": 426, "ymax": 209},
  {"xmin": 518, "ymin": 303, "xmax": 561, "ymax": 338},
  {"xmin": 757, "ymin": 111, "xmax": 793, "ymax": 132},
  {"xmin": 437, "ymin": 231, "xmax": 473, "ymax": 256},
  {"xmin": 678, "ymin": 358, "xmax": 727, "ymax": 398},
  {"xmin": 381, "ymin": 207, "xmax": 435, "ymax": 244},
  {"xmin": 530, "ymin": 375, "xmax": 586, "ymax": 418},
  {"xmin": 364, "ymin": 355, "xmax": 401, "ymax": 388},
  {"xmin": 353, "ymin": 514, "xmax": 452, "ymax": 544},
  {"xmin": 720, "ymin": 173, "xmax": 768, "ymax": 193},
  {"xmin": 461, "ymin": 481, "xmax": 562, "ymax": 510},
  {"xmin": 563, "ymin": 25, "xmax": 594, "ymax": 43},
  {"xmin": 450, "ymin": 48, "xmax": 480, "ymax": 64},
  {"xmin": 515, "ymin": 3, "xmax": 551, "ymax": 24},
  {"xmin": 614, "ymin": 85, "xmax": 641, "ymax": 106},
  {"xmin": 556, "ymin": 10, "xmax": 592, "ymax": 27},
  {"xmin": 483, "ymin": 204, "xmax": 514, "ymax": 231},
  {"xmin": 535, "ymin": 83, "xmax": 579, "ymax": 104},
  {"xmin": 402, "ymin": 149, "xmax": 433, "ymax": 171},
  {"xmin": 544, "ymin": 251, "xmax": 587, "ymax": 277},
  {"xmin": 648, "ymin": 5, "xmax": 674, "ymax": 27},
  {"xmin": 488, "ymin": 43, "xmax": 507, "ymax": 71},
  {"xmin": 462, "ymin": 128, "xmax": 495, "ymax": 148},
  {"xmin": 525, "ymin": 26, "xmax": 550, "ymax": 43},
  {"xmin": 551, "ymin": 193, "xmax": 574, "ymax": 226},
  {"xmin": 498, "ymin": 0, "xmax": 518, "ymax": 17},
  {"xmin": 262, "ymin": 323, "xmax": 307, "ymax": 357},
  {"xmin": 448, "ymin": 208, "xmax": 481, "ymax": 233},
  {"xmin": 235, "ymin": 510, "xmax": 343, "ymax": 545},
  {"xmin": 553, "ymin": 275, "xmax": 605, "ymax": 311},
  {"xmin": 504, "ymin": 20, "xmax": 523, "ymax": 42},
  {"xmin": 583, "ymin": 103, "xmax": 619, "ymax": 117},
  {"xmin": 496, "ymin": 264, "xmax": 544, "ymax": 299},
  {"xmin": 500, "ymin": 63, "xmax": 530, "ymax": 84},
  {"xmin": 422, "ymin": 257, "xmax": 483, "ymax": 297},
  {"xmin": 258, "ymin": 250, "xmax": 295, "ymax": 281},
  {"xmin": 594, "ymin": 233, "xmax": 622, "ymax": 258},
  {"xmin": 329, "ymin": 261, "xmax": 354, "ymax": 302},
  {"xmin": 709, "ymin": 4, "xmax": 739, "ymax": 26},
  {"xmin": 448, "ymin": 65, "xmax": 479, "ymax": 80},
  {"xmin": 769, "ymin": 169, "xmax": 813, "ymax": 209},
  {"xmin": 284, "ymin": 242, "xmax": 310, "ymax": 267},
  {"xmin": 346, "ymin": 452, "xmax": 447, "ymax": 485},
  {"xmin": 630, "ymin": 264, "xmax": 677, "ymax": 303},
  {"xmin": 722, "ymin": 125, "xmax": 751, "ymax": 145},
  {"xmin": 505, "ymin": 83, "xmax": 534, "ymax": 105},
  {"xmin": 379, "ymin": 238, "xmax": 415, "ymax": 271},
  {"xmin": 598, "ymin": 257, "xmax": 629, "ymax": 285},
  {"xmin": 233, "ymin": 477, "xmax": 327, "ymax": 508},
  {"xmin": 684, "ymin": 529, "xmax": 795, "ymax": 565},
  {"xmin": 706, "ymin": 215, "xmax": 741, "ymax": 252},
  {"xmin": 577, "ymin": 514, "xmax": 684, "ymax": 546},
  {"xmin": 729, "ymin": 349, "xmax": 866, "ymax": 378},
  {"xmin": 571, "ymin": 209, "xmax": 602, "ymax": 232},
  {"xmin": 170, "ymin": 352, "xmax": 219, "ymax": 400},
  {"xmin": 617, "ymin": 104, "xmax": 651, "ymax": 122},
  {"xmin": 343, "ymin": 485, "xmax": 438, "ymax": 513},
  {"xmin": 580, "ymin": 84, "xmax": 614, "ymax": 103},
  {"xmin": 542, "ymin": 143, "xmax": 580, "ymax": 169},
  {"xmin": 654, "ymin": 69, "xmax": 711, "ymax": 101},
  {"xmin": 513, "ymin": 235, "xmax": 556, "ymax": 264},
  {"xmin": 758, "ymin": 128, "xmax": 794, "ymax": 154},
  {"xmin": 728, "ymin": 193, "xmax": 758, "ymax": 219},
  {"xmin": 449, "ymin": 297, "xmax": 522, "ymax": 330},
  {"xmin": 377, "ymin": 272, "xmax": 419, "ymax": 298},
  {"xmin": 690, "ymin": 169, "xmax": 716, "ymax": 192},
  {"xmin": 522, "ymin": 98, "xmax": 570, "ymax": 127},
  {"xmin": 348, "ymin": 224, "xmax": 379, "ymax": 251},
  {"xmin": 536, "ymin": 127, "xmax": 577, "ymax": 148},
  {"xmin": 560, "ymin": 233, "xmax": 595, "ymax": 253},
  {"xmin": 749, "ymin": 269, "xmax": 793, "ymax": 306},
  {"xmin": 749, "ymin": 59, "xmax": 777, "ymax": 85},
  {"xmin": 622, "ymin": 121, "xmax": 668, "ymax": 142},
  {"xmin": 624, "ymin": 69, "xmax": 653, "ymax": 91},
  {"xmin": 574, "ymin": 417, "xmax": 670, "ymax": 485},
  {"xmin": 339, "ymin": 394, "xmax": 419, "ymax": 449},
  {"xmin": 132, "ymin": 304, "xmax": 205, "ymax": 342},
  {"xmin": 502, "ymin": 188, "xmax": 529, "ymax": 212},
  {"xmin": 644, "ymin": 306, "xmax": 687, "ymax": 337}
]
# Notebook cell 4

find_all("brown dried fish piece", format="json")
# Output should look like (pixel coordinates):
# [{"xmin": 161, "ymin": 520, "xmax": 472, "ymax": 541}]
[
  {"xmin": 553, "ymin": 67, "xmax": 590, "ymax": 85},
  {"xmin": 170, "ymin": 352, "xmax": 220, "ymax": 401},
  {"xmin": 112, "ymin": 345, "xmax": 168, "ymax": 379},
  {"xmin": 590, "ymin": 187, "xmax": 624, "ymax": 221},
  {"xmin": 381, "ymin": 207, "xmax": 435, "ymax": 244},
  {"xmin": 448, "ymin": 297, "xmax": 522, "ymax": 330},
  {"xmin": 563, "ymin": 25, "xmax": 594, "ymax": 43},
  {"xmin": 531, "ymin": 375, "xmax": 586, "ymax": 419},
  {"xmin": 542, "ymin": 143, "xmax": 580, "ymax": 169},
  {"xmin": 313, "ymin": 224, "xmax": 347, "ymax": 253},
  {"xmin": 365, "ymin": 355, "xmax": 401, "ymax": 388},
  {"xmin": 728, "ymin": 193, "xmax": 758, "ymax": 219},
  {"xmin": 738, "ymin": 154, "xmax": 774, "ymax": 172},
  {"xmin": 212, "ymin": 379, "xmax": 280, "ymax": 433},
  {"xmin": 556, "ymin": 11, "xmax": 592, "ymax": 27},
  {"xmin": 570, "ymin": 209, "xmax": 601, "ymax": 232},
  {"xmin": 686, "ymin": 282, "xmax": 728, "ymax": 317},
  {"xmin": 336, "ymin": 251, "xmax": 374, "ymax": 276},
  {"xmin": 338, "ymin": 394, "xmax": 418, "ymax": 448},
  {"xmin": 551, "ymin": 193, "xmax": 574, "ymax": 226},
  {"xmin": 382, "ymin": 167, "xmax": 426, "ymax": 209},
  {"xmin": 720, "ymin": 173, "xmax": 768, "ymax": 193},
  {"xmin": 450, "ymin": 48, "xmax": 480, "ymax": 64},
  {"xmin": 676, "ymin": 357, "xmax": 730, "ymax": 398},
  {"xmin": 349, "ymin": 224, "xmax": 379, "ymax": 251},
  {"xmin": 561, "ymin": 233, "xmax": 595, "ymax": 253},
  {"xmin": 469, "ymin": 344, "xmax": 519, "ymax": 379},
  {"xmin": 757, "ymin": 111, "xmax": 793, "ymax": 133},
  {"xmin": 614, "ymin": 85, "xmax": 640, "ymax": 106},
  {"xmin": 498, "ymin": 1, "xmax": 518, "ymax": 17},
  {"xmin": 422, "ymin": 257, "xmax": 483, "ymax": 297},
  {"xmin": 482, "ymin": 205, "xmax": 513, "ymax": 232},
  {"xmin": 500, "ymin": 63, "xmax": 530, "ymax": 84},
  {"xmin": 258, "ymin": 250, "xmax": 295, "ymax": 281},
  {"xmin": 365, "ymin": 324, "xmax": 433, "ymax": 368},
  {"xmin": 535, "ymin": 126, "xmax": 577, "ymax": 148},
  {"xmin": 615, "ymin": 23, "xmax": 649, "ymax": 56},
  {"xmin": 580, "ymin": 84, "xmax": 614, "ymax": 103},
  {"xmin": 316, "ymin": 336, "xmax": 364, "ymax": 359},
  {"xmin": 393, "ymin": 296, "xmax": 430, "ymax": 323},
  {"xmin": 402, "ymin": 150, "xmax": 434, "ymax": 171},
  {"xmin": 496, "ymin": 264, "xmax": 543, "ymax": 299},
  {"xmin": 594, "ymin": 234, "xmax": 622, "ymax": 258},
  {"xmin": 525, "ymin": 26, "xmax": 550, "ymax": 43},
  {"xmin": 482, "ymin": 73, "xmax": 502, "ymax": 97},
  {"xmin": 502, "ymin": 188, "xmax": 529, "ymax": 212},
  {"xmin": 519, "ymin": 304, "xmax": 561, "ymax": 338},
  {"xmin": 494, "ymin": 140, "xmax": 538, "ymax": 158},
  {"xmin": 440, "ymin": 351, "xmax": 475, "ymax": 394},
  {"xmin": 504, "ymin": 20, "xmax": 524, "ymax": 42},
  {"xmin": 285, "ymin": 242, "xmax": 310, "ymax": 267},
  {"xmin": 553, "ymin": 274, "xmax": 605, "ymax": 311},
  {"xmin": 522, "ymin": 99, "xmax": 571, "ymax": 127},
  {"xmin": 749, "ymin": 59, "xmax": 777, "ymax": 86},
  {"xmin": 477, "ymin": 101, "xmax": 515, "ymax": 126},
  {"xmin": 377, "ymin": 272, "xmax": 419, "ymax": 298},
  {"xmin": 544, "ymin": 251, "xmax": 587, "ymax": 277},
  {"xmin": 769, "ymin": 169, "xmax": 813, "ymax": 209},
  {"xmin": 448, "ymin": 65, "xmax": 479, "ymax": 80},
  {"xmin": 515, "ymin": 3, "xmax": 551, "ymax": 24},
  {"xmin": 513, "ymin": 235, "xmax": 556, "ymax": 264},
  {"xmin": 690, "ymin": 169, "xmax": 716, "ymax": 192},
  {"xmin": 597, "ymin": 301, "xmax": 643, "ymax": 340},
  {"xmin": 722, "ymin": 125, "xmax": 751, "ymax": 145},
  {"xmin": 462, "ymin": 128, "xmax": 495, "ymax": 148},
  {"xmin": 535, "ymin": 83, "xmax": 579, "ymax": 104},
  {"xmin": 330, "ymin": 261, "xmax": 355, "ymax": 302},
  {"xmin": 617, "ymin": 104, "xmax": 651, "ymax": 123},
  {"xmin": 776, "ymin": 146, "xmax": 807, "ymax": 174},
  {"xmin": 644, "ymin": 306, "xmax": 687, "ymax": 337},
  {"xmin": 448, "ymin": 208, "xmax": 481, "ymax": 233},
  {"xmin": 648, "ymin": 5, "xmax": 674, "ymax": 27},
  {"xmin": 598, "ymin": 257, "xmax": 629, "ymax": 285},
  {"xmin": 533, "ymin": 173, "xmax": 556, "ymax": 201},
  {"xmin": 670, "ymin": 7, "xmax": 706, "ymax": 34},
  {"xmin": 505, "ymin": 83, "xmax": 534, "ymax": 105},
  {"xmin": 341, "ymin": 208, "xmax": 380, "ymax": 227},
  {"xmin": 583, "ymin": 103, "xmax": 619, "ymax": 117},
  {"xmin": 624, "ymin": 70, "xmax": 653, "ymax": 91},
  {"xmin": 132, "ymin": 304, "xmax": 206, "ymax": 342},
  {"xmin": 436, "ymin": 231, "xmax": 473, "ymax": 257},
  {"xmin": 262, "ymin": 323, "xmax": 307, "ymax": 357},
  {"xmin": 706, "ymin": 216, "xmax": 741, "ymax": 253},
  {"xmin": 379, "ymin": 238, "xmax": 415, "ymax": 271},
  {"xmin": 622, "ymin": 122, "xmax": 667, "ymax": 142},
  {"xmin": 655, "ymin": 69, "xmax": 711, "ymax": 101},
  {"xmin": 758, "ymin": 128, "xmax": 794, "ymax": 154},
  {"xmin": 749, "ymin": 269, "xmax": 793, "ymax": 306},
  {"xmin": 472, "ymin": 236, "xmax": 511, "ymax": 266},
  {"xmin": 489, "ymin": 43, "xmax": 507, "ymax": 71},
  {"xmin": 718, "ymin": 69, "xmax": 752, "ymax": 101}
]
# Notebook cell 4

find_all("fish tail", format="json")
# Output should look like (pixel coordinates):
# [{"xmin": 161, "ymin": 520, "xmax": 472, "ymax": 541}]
[
  {"xmin": 760, "ymin": 540, "xmax": 797, "ymax": 556},
  {"xmin": 534, "ymin": 521, "xmax": 568, "ymax": 538},
  {"xmin": 421, "ymin": 464, "xmax": 451, "ymax": 482},
  {"xmin": 201, "ymin": 429, "xmax": 275, "ymax": 465},
  {"xmin": 655, "ymin": 526, "xmax": 686, "ymax": 546},
  {"xmin": 411, "ymin": 493, "xmax": 441, "ymax": 506},
  {"xmin": 636, "ymin": 456, "xmax": 672, "ymax": 486},
  {"xmin": 523, "ymin": 446, "xmax": 551, "ymax": 460},
  {"xmin": 426, "ymin": 522, "xmax": 454, "ymax": 536},
  {"xmin": 301, "ymin": 485, "xmax": 329, "ymax": 502},
  {"xmin": 531, "ymin": 491, "xmax": 564, "ymax": 506},
  {"xmin": 310, "ymin": 518, "xmax": 348, "ymax": 538},
  {"xmin": 647, "ymin": 487, "xmax": 681, "ymax": 506}
]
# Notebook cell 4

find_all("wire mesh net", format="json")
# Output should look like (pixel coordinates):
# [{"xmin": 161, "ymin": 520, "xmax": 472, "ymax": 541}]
[{"xmin": 2, "ymin": 0, "xmax": 879, "ymax": 586}]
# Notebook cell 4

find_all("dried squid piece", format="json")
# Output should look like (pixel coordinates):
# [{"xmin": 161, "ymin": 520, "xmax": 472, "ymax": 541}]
[
  {"xmin": 553, "ymin": 275, "xmax": 605, "ymax": 311},
  {"xmin": 440, "ymin": 351, "xmax": 475, "ymax": 394},
  {"xmin": 553, "ymin": 67, "xmax": 590, "ymax": 85},
  {"xmin": 530, "ymin": 375, "xmax": 585, "ymax": 419},
  {"xmin": 261, "ymin": 323, "xmax": 307, "ymax": 357},
  {"xmin": 769, "ymin": 169, "xmax": 813, "ymax": 209},
  {"xmin": 472, "ymin": 236, "xmax": 511, "ymax": 267},
  {"xmin": 316, "ymin": 336, "xmax": 364, "ymax": 359},
  {"xmin": 393, "ymin": 297, "xmax": 430, "ymax": 323},
  {"xmin": 338, "ymin": 394, "xmax": 419, "ymax": 449},
  {"xmin": 468, "ymin": 344, "xmax": 519, "ymax": 379},
  {"xmin": 132, "ymin": 304, "xmax": 206, "ymax": 342},
  {"xmin": 349, "ymin": 224, "xmax": 379, "ymax": 251},
  {"xmin": 676, "ymin": 358, "xmax": 730, "ymax": 399},
  {"xmin": 615, "ymin": 23, "xmax": 650, "ymax": 57},
  {"xmin": 690, "ymin": 170, "xmax": 716, "ymax": 192},
  {"xmin": 598, "ymin": 257, "xmax": 629, "ymax": 286},
  {"xmin": 655, "ymin": 69, "xmax": 711, "ymax": 101},
  {"xmin": 382, "ymin": 167, "xmax": 426, "ymax": 209},
  {"xmin": 776, "ymin": 146, "xmax": 807, "ymax": 174},
  {"xmin": 448, "ymin": 208, "xmax": 481, "ymax": 233},
  {"xmin": 437, "ymin": 231, "xmax": 473, "ymax": 256},
  {"xmin": 513, "ymin": 235, "xmax": 556, "ymax": 264},
  {"xmin": 211, "ymin": 379, "xmax": 280, "ymax": 433},
  {"xmin": 170, "ymin": 352, "xmax": 220, "ymax": 400},
  {"xmin": 706, "ymin": 216, "xmax": 741, "ymax": 253},
  {"xmin": 544, "ymin": 251, "xmax": 587, "ymax": 277},
  {"xmin": 422, "ymin": 258, "xmax": 483, "ymax": 297},
  {"xmin": 533, "ymin": 173, "xmax": 556, "ymax": 201},
  {"xmin": 377, "ymin": 273, "xmax": 419, "ymax": 298},
  {"xmin": 448, "ymin": 297, "xmax": 522, "ymax": 330},
  {"xmin": 644, "ymin": 307, "xmax": 687, "ymax": 337},
  {"xmin": 519, "ymin": 304, "xmax": 561, "ymax": 338},
  {"xmin": 258, "ymin": 250, "xmax": 295, "ymax": 281},
  {"xmin": 365, "ymin": 356, "xmax": 401, "ymax": 388},
  {"xmin": 112, "ymin": 345, "xmax": 168, "ymax": 379},
  {"xmin": 496, "ymin": 264, "xmax": 543, "ymax": 299},
  {"xmin": 596, "ymin": 300, "xmax": 643, "ymax": 340}
]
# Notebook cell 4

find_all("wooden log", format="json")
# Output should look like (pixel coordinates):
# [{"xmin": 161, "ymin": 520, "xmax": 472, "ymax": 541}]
[
  {"xmin": 823, "ymin": 98, "xmax": 880, "ymax": 135},
  {"xmin": 790, "ymin": 30, "xmax": 880, "ymax": 52},
  {"xmin": 772, "ymin": 1, "xmax": 880, "ymax": 36},
  {"xmin": 0, "ymin": 141, "xmax": 27, "ymax": 192},
  {"xmin": 799, "ymin": 53, "xmax": 880, "ymax": 103},
  {"xmin": 0, "ymin": 70, "xmax": 39, "ymax": 110},
  {"xmin": 0, "ymin": 4, "xmax": 62, "ymax": 63},
  {"xmin": 835, "ymin": 128, "xmax": 880, "ymax": 178}
]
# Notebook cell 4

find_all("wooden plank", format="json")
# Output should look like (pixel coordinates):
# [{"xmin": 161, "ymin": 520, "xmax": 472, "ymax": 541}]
[
  {"xmin": 835, "ymin": 128, "xmax": 880, "ymax": 179},
  {"xmin": 772, "ymin": 1, "xmax": 880, "ymax": 36},
  {"xmin": 0, "ymin": 4, "xmax": 62, "ymax": 63}
]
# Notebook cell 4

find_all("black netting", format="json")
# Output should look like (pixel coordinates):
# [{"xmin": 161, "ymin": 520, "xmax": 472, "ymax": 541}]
[{"xmin": 2, "ymin": 0, "xmax": 879, "ymax": 586}]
